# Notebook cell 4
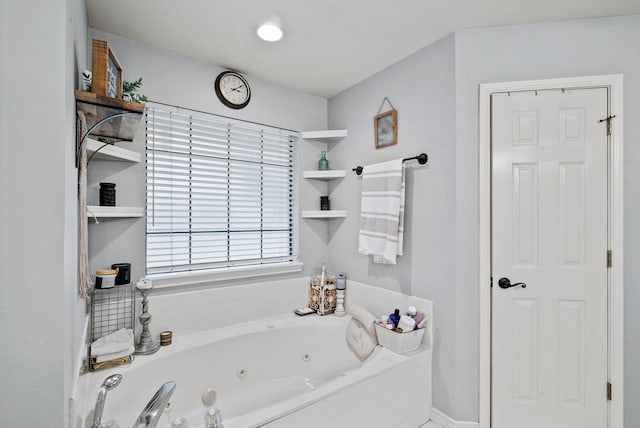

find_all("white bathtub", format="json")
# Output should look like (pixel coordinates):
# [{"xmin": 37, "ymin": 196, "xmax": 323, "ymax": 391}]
[{"xmin": 77, "ymin": 312, "xmax": 432, "ymax": 428}]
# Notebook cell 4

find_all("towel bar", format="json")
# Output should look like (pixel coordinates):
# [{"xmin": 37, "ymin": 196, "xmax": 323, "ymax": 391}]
[{"xmin": 352, "ymin": 153, "xmax": 428, "ymax": 175}]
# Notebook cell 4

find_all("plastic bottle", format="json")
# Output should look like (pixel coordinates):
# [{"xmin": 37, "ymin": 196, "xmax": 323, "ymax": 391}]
[
  {"xmin": 389, "ymin": 308, "xmax": 401, "ymax": 326},
  {"xmin": 380, "ymin": 314, "xmax": 389, "ymax": 326},
  {"xmin": 414, "ymin": 311, "xmax": 426, "ymax": 327},
  {"xmin": 398, "ymin": 315, "xmax": 416, "ymax": 333},
  {"xmin": 406, "ymin": 306, "xmax": 417, "ymax": 317}
]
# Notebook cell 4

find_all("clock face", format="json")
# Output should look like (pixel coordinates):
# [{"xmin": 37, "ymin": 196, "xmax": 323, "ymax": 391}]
[{"xmin": 215, "ymin": 71, "xmax": 251, "ymax": 109}]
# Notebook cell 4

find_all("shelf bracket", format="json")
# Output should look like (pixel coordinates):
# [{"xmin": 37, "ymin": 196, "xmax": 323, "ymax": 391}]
[{"xmin": 76, "ymin": 111, "xmax": 141, "ymax": 167}]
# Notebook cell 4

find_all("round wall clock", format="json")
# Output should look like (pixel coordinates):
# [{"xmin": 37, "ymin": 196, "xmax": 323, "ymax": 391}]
[{"xmin": 214, "ymin": 71, "xmax": 251, "ymax": 109}]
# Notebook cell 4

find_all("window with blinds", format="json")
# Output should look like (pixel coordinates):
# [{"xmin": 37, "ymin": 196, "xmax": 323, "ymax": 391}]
[{"xmin": 145, "ymin": 107, "xmax": 297, "ymax": 275}]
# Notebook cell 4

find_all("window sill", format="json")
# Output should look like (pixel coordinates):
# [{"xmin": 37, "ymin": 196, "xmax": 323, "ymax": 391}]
[{"xmin": 148, "ymin": 261, "xmax": 304, "ymax": 289}]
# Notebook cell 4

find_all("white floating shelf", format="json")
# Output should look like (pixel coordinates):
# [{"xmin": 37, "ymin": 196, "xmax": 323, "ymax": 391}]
[
  {"xmin": 302, "ymin": 210, "xmax": 347, "ymax": 219},
  {"xmin": 300, "ymin": 129, "xmax": 348, "ymax": 143},
  {"xmin": 86, "ymin": 138, "xmax": 141, "ymax": 163},
  {"xmin": 87, "ymin": 205, "xmax": 144, "ymax": 219},
  {"xmin": 302, "ymin": 170, "xmax": 347, "ymax": 180}
]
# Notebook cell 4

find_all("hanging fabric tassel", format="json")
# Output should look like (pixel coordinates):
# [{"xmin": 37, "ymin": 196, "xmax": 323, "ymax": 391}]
[{"xmin": 78, "ymin": 111, "xmax": 93, "ymax": 298}]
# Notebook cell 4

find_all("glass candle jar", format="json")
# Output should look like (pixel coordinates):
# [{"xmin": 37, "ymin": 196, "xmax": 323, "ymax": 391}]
[
  {"xmin": 99, "ymin": 182, "xmax": 116, "ymax": 206},
  {"xmin": 320, "ymin": 196, "xmax": 330, "ymax": 211}
]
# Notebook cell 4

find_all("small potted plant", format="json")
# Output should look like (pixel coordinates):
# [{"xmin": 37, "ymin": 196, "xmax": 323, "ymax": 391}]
[{"xmin": 122, "ymin": 77, "xmax": 148, "ymax": 103}]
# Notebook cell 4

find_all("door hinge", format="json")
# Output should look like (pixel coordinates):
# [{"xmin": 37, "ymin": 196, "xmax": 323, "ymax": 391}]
[
  {"xmin": 599, "ymin": 115, "xmax": 616, "ymax": 136},
  {"xmin": 607, "ymin": 250, "xmax": 612, "ymax": 268},
  {"xmin": 490, "ymin": 276, "xmax": 493, "ymax": 288},
  {"xmin": 607, "ymin": 382, "xmax": 612, "ymax": 401}
]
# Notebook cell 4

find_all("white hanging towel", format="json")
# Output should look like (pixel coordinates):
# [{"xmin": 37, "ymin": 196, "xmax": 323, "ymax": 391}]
[{"xmin": 358, "ymin": 159, "xmax": 405, "ymax": 264}]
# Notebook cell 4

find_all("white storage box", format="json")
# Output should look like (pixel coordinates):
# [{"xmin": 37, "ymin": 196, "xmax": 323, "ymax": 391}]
[{"xmin": 374, "ymin": 323, "xmax": 425, "ymax": 354}]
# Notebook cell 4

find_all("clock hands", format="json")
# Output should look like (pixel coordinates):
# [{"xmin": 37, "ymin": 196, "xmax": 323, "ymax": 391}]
[{"xmin": 230, "ymin": 84, "xmax": 245, "ymax": 93}]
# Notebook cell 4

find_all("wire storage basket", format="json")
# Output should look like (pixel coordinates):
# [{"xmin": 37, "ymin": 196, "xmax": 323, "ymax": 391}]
[
  {"xmin": 89, "ymin": 283, "xmax": 135, "ymax": 343},
  {"xmin": 88, "ymin": 283, "xmax": 135, "ymax": 371}
]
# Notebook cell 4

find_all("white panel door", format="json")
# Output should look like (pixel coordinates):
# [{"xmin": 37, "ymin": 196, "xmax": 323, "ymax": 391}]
[{"xmin": 491, "ymin": 88, "xmax": 609, "ymax": 428}]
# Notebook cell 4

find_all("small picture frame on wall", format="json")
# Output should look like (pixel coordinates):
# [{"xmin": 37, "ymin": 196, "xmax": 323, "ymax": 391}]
[
  {"xmin": 91, "ymin": 39, "xmax": 123, "ymax": 99},
  {"xmin": 374, "ymin": 109, "xmax": 397, "ymax": 148}
]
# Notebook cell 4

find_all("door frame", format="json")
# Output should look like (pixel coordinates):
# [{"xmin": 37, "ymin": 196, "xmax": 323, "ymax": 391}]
[{"xmin": 478, "ymin": 75, "xmax": 624, "ymax": 428}]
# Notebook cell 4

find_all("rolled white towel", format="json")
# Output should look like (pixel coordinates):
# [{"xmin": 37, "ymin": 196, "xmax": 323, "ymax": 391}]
[
  {"xmin": 91, "ymin": 328, "xmax": 134, "ymax": 357},
  {"xmin": 348, "ymin": 304, "xmax": 377, "ymax": 337}
]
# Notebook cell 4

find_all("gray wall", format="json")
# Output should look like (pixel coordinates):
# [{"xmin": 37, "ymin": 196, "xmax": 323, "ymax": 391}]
[
  {"xmin": 86, "ymin": 29, "xmax": 329, "ymax": 289},
  {"xmin": 67, "ymin": 0, "xmax": 89, "ymax": 425},
  {"xmin": 0, "ymin": 0, "xmax": 87, "ymax": 426},
  {"xmin": 455, "ymin": 14, "xmax": 640, "ymax": 424},
  {"xmin": 327, "ymin": 34, "xmax": 458, "ymax": 415},
  {"xmin": 328, "ymin": 13, "xmax": 640, "ymax": 423}
]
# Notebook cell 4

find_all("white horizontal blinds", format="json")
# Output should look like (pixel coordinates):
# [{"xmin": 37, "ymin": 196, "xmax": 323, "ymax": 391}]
[{"xmin": 146, "ymin": 107, "xmax": 296, "ymax": 274}]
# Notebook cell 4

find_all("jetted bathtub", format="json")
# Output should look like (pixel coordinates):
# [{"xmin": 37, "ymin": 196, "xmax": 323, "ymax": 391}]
[{"xmin": 77, "ymin": 312, "xmax": 432, "ymax": 428}]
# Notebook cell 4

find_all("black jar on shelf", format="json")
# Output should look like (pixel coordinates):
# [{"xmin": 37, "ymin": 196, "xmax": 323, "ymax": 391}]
[
  {"xmin": 99, "ymin": 182, "xmax": 116, "ymax": 206},
  {"xmin": 320, "ymin": 196, "xmax": 330, "ymax": 211}
]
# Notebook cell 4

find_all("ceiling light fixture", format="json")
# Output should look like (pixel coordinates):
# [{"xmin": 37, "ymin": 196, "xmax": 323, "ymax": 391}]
[{"xmin": 257, "ymin": 23, "xmax": 283, "ymax": 42}]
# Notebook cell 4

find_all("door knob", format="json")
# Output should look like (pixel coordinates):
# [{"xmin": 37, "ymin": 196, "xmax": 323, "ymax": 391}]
[{"xmin": 498, "ymin": 277, "xmax": 526, "ymax": 289}]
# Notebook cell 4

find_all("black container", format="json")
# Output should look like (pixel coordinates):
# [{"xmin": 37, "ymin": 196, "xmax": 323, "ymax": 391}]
[
  {"xmin": 99, "ymin": 182, "xmax": 116, "ymax": 206},
  {"xmin": 111, "ymin": 262, "xmax": 131, "ymax": 285},
  {"xmin": 320, "ymin": 196, "xmax": 330, "ymax": 211}
]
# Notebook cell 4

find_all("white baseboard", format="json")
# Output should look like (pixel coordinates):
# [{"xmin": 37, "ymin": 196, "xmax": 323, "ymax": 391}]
[{"xmin": 431, "ymin": 408, "xmax": 480, "ymax": 428}]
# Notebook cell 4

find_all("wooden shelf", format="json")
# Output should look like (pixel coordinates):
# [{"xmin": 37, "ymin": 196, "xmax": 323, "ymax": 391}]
[
  {"xmin": 300, "ymin": 129, "xmax": 347, "ymax": 143},
  {"xmin": 75, "ymin": 90, "xmax": 145, "ymax": 113},
  {"xmin": 302, "ymin": 170, "xmax": 346, "ymax": 180},
  {"xmin": 86, "ymin": 139, "xmax": 142, "ymax": 163},
  {"xmin": 87, "ymin": 205, "xmax": 144, "ymax": 219},
  {"xmin": 302, "ymin": 210, "xmax": 347, "ymax": 219}
]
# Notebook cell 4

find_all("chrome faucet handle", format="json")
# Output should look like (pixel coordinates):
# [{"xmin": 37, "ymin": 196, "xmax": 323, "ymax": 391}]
[{"xmin": 133, "ymin": 381, "xmax": 177, "ymax": 428}]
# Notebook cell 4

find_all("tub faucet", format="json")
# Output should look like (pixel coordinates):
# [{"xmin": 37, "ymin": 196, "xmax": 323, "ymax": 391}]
[
  {"xmin": 133, "ymin": 381, "xmax": 176, "ymax": 428},
  {"xmin": 91, "ymin": 374, "xmax": 122, "ymax": 428}
]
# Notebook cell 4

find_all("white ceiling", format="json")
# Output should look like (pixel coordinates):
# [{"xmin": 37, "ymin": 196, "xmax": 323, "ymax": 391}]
[{"xmin": 86, "ymin": 0, "xmax": 640, "ymax": 98}]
